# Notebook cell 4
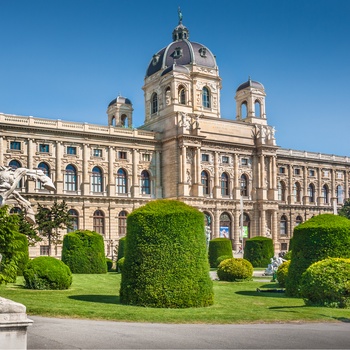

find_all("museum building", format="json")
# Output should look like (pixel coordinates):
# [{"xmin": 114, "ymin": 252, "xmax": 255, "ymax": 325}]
[{"xmin": 1, "ymin": 18, "xmax": 349, "ymax": 258}]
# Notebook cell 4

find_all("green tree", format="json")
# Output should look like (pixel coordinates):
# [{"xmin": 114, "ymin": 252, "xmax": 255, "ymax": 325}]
[
  {"xmin": 17, "ymin": 210, "xmax": 42, "ymax": 246},
  {"xmin": 0, "ymin": 206, "xmax": 23, "ymax": 284},
  {"xmin": 35, "ymin": 200, "xmax": 73, "ymax": 256},
  {"xmin": 339, "ymin": 198, "xmax": 350, "ymax": 220}
]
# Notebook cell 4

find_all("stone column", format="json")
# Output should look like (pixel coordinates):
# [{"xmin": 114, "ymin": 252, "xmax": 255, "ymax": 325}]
[
  {"xmin": 108, "ymin": 146, "xmax": 115, "ymax": 196},
  {"xmin": 132, "ymin": 149, "xmax": 139, "ymax": 197},
  {"xmin": 260, "ymin": 208, "xmax": 266, "ymax": 237},
  {"xmin": 214, "ymin": 152, "xmax": 219, "ymax": 198},
  {"xmin": 272, "ymin": 210, "xmax": 279, "ymax": 254},
  {"xmin": 0, "ymin": 136, "xmax": 3, "ymax": 166},
  {"xmin": 82, "ymin": 144, "xmax": 90, "ymax": 195},
  {"xmin": 27, "ymin": 139, "xmax": 35, "ymax": 192},
  {"xmin": 155, "ymin": 150, "xmax": 162, "ymax": 198},
  {"xmin": 55, "ymin": 141, "xmax": 63, "ymax": 193},
  {"xmin": 234, "ymin": 153, "xmax": 239, "ymax": 199},
  {"xmin": 233, "ymin": 208, "xmax": 240, "ymax": 251}
]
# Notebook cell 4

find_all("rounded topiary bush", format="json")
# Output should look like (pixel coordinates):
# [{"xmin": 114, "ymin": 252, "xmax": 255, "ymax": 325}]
[
  {"xmin": 300, "ymin": 258, "xmax": 350, "ymax": 308},
  {"xmin": 120, "ymin": 199, "xmax": 213, "ymax": 308},
  {"xmin": 208, "ymin": 238, "xmax": 233, "ymax": 268},
  {"xmin": 61, "ymin": 230, "xmax": 107, "ymax": 274},
  {"xmin": 286, "ymin": 214, "xmax": 350, "ymax": 296},
  {"xmin": 106, "ymin": 258, "xmax": 114, "ymax": 272},
  {"xmin": 276, "ymin": 260, "xmax": 290, "ymax": 287},
  {"xmin": 23, "ymin": 256, "xmax": 72, "ymax": 290},
  {"xmin": 243, "ymin": 237, "xmax": 274, "ymax": 267},
  {"xmin": 217, "ymin": 258, "xmax": 253, "ymax": 282},
  {"xmin": 217, "ymin": 258, "xmax": 254, "ymax": 282}
]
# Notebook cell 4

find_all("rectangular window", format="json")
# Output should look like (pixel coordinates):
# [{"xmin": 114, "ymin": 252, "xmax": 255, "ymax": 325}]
[
  {"xmin": 93, "ymin": 149, "xmax": 102, "ymax": 157},
  {"xmin": 201, "ymin": 154, "xmax": 209, "ymax": 162},
  {"xmin": 118, "ymin": 151, "xmax": 127, "ymax": 159},
  {"xmin": 281, "ymin": 243, "xmax": 288, "ymax": 251},
  {"xmin": 279, "ymin": 167, "xmax": 285, "ymax": 174},
  {"xmin": 294, "ymin": 168, "xmax": 301, "ymax": 175},
  {"xmin": 337, "ymin": 172, "xmax": 343, "ymax": 179},
  {"xmin": 323, "ymin": 170, "xmax": 329, "ymax": 177},
  {"xmin": 222, "ymin": 156, "xmax": 229, "ymax": 164},
  {"xmin": 40, "ymin": 245, "xmax": 50, "ymax": 256},
  {"xmin": 67, "ymin": 146, "xmax": 77, "ymax": 155},
  {"xmin": 10, "ymin": 141, "xmax": 21, "ymax": 150},
  {"xmin": 309, "ymin": 169, "xmax": 315, "ymax": 177},
  {"xmin": 142, "ymin": 153, "xmax": 151, "ymax": 162},
  {"xmin": 241, "ymin": 158, "xmax": 248, "ymax": 166},
  {"xmin": 39, "ymin": 144, "xmax": 49, "ymax": 153}
]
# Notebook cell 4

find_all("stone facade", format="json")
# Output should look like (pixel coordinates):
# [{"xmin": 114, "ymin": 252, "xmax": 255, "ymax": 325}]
[{"xmin": 1, "ymin": 19, "xmax": 349, "ymax": 258}]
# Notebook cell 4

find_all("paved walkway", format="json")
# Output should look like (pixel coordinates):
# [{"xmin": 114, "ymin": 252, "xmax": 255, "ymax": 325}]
[{"xmin": 27, "ymin": 316, "xmax": 350, "ymax": 349}]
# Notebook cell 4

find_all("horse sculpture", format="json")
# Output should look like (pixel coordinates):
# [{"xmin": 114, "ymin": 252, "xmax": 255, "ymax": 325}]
[{"xmin": 0, "ymin": 166, "xmax": 55, "ymax": 224}]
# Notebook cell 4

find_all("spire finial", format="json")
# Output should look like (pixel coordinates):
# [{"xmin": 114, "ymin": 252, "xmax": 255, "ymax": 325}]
[{"xmin": 178, "ymin": 7, "xmax": 183, "ymax": 24}]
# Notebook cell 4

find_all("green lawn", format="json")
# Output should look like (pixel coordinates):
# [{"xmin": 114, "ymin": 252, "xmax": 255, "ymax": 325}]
[{"xmin": 0, "ymin": 273, "xmax": 348, "ymax": 324}]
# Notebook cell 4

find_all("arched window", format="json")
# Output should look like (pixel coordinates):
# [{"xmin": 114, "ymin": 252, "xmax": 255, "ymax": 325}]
[
  {"xmin": 201, "ymin": 170, "xmax": 209, "ymax": 196},
  {"xmin": 254, "ymin": 100, "xmax": 261, "ymax": 117},
  {"xmin": 278, "ymin": 181, "xmax": 286, "ymax": 201},
  {"xmin": 141, "ymin": 170, "xmax": 150, "ymax": 194},
  {"xmin": 293, "ymin": 182, "xmax": 301, "ymax": 202},
  {"xmin": 151, "ymin": 93, "xmax": 158, "ymax": 114},
  {"xmin": 117, "ymin": 168, "xmax": 127, "ymax": 194},
  {"xmin": 308, "ymin": 183, "xmax": 315, "ymax": 203},
  {"xmin": 93, "ymin": 210, "xmax": 105, "ymax": 234},
  {"xmin": 121, "ymin": 114, "xmax": 128, "ymax": 127},
  {"xmin": 322, "ymin": 184, "xmax": 329, "ymax": 204},
  {"xmin": 219, "ymin": 212, "xmax": 231, "ymax": 239},
  {"xmin": 37, "ymin": 162, "xmax": 50, "ymax": 189},
  {"xmin": 240, "ymin": 102, "xmax": 248, "ymax": 118},
  {"xmin": 165, "ymin": 87, "xmax": 171, "ymax": 106},
  {"xmin": 178, "ymin": 86, "xmax": 186, "ymax": 105},
  {"xmin": 9, "ymin": 160, "xmax": 22, "ymax": 188},
  {"xmin": 65, "ymin": 164, "xmax": 77, "ymax": 191},
  {"xmin": 295, "ymin": 215, "xmax": 303, "ymax": 226},
  {"xmin": 68, "ymin": 209, "xmax": 79, "ymax": 232},
  {"xmin": 118, "ymin": 210, "xmax": 128, "ymax": 237},
  {"xmin": 202, "ymin": 87, "xmax": 210, "ymax": 108},
  {"xmin": 91, "ymin": 166, "xmax": 103, "ymax": 193},
  {"xmin": 280, "ymin": 215, "xmax": 288, "ymax": 235},
  {"xmin": 336, "ymin": 185, "xmax": 344, "ymax": 204},
  {"xmin": 221, "ymin": 172, "xmax": 229, "ymax": 196},
  {"xmin": 240, "ymin": 174, "xmax": 248, "ymax": 197}
]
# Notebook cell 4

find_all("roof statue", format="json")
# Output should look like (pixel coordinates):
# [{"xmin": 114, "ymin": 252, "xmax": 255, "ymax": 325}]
[{"xmin": 178, "ymin": 7, "xmax": 183, "ymax": 24}]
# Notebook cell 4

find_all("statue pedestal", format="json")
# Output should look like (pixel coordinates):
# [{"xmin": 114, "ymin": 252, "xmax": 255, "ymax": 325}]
[{"xmin": 0, "ymin": 297, "xmax": 33, "ymax": 349}]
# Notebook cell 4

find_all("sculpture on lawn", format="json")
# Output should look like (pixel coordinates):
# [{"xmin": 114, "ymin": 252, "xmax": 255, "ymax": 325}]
[{"xmin": 0, "ymin": 166, "xmax": 55, "ymax": 224}]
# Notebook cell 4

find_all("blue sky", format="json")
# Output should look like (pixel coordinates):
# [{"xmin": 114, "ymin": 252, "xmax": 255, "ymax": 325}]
[{"xmin": 1, "ymin": 0, "xmax": 350, "ymax": 156}]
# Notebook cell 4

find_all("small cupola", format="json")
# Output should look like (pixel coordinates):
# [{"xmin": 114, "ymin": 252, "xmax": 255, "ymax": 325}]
[
  {"xmin": 107, "ymin": 95, "xmax": 133, "ymax": 128},
  {"xmin": 172, "ymin": 7, "xmax": 189, "ymax": 41}
]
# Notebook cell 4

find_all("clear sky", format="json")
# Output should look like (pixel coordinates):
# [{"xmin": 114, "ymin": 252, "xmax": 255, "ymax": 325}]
[{"xmin": 1, "ymin": 0, "xmax": 350, "ymax": 156}]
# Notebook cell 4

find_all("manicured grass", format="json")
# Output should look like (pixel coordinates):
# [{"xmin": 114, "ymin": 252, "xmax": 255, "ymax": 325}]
[{"xmin": 0, "ymin": 273, "xmax": 348, "ymax": 324}]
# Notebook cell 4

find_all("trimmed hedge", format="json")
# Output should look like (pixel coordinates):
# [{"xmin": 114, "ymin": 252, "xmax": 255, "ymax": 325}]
[
  {"xmin": 106, "ymin": 258, "xmax": 114, "ymax": 271},
  {"xmin": 243, "ymin": 237, "xmax": 274, "ymax": 267},
  {"xmin": 23, "ymin": 256, "xmax": 72, "ymax": 290},
  {"xmin": 61, "ymin": 230, "xmax": 107, "ymax": 274},
  {"xmin": 117, "ymin": 236, "xmax": 126, "ymax": 261},
  {"xmin": 117, "ymin": 257, "xmax": 125, "ymax": 273},
  {"xmin": 120, "ymin": 199, "xmax": 213, "ymax": 308},
  {"xmin": 300, "ymin": 258, "xmax": 350, "ymax": 308},
  {"xmin": 208, "ymin": 238, "xmax": 233, "ymax": 268},
  {"xmin": 276, "ymin": 260, "xmax": 290, "ymax": 287},
  {"xmin": 286, "ymin": 214, "xmax": 350, "ymax": 297},
  {"xmin": 217, "ymin": 258, "xmax": 253, "ymax": 282}
]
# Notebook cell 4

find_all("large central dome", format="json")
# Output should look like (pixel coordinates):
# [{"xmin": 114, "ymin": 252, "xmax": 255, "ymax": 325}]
[{"xmin": 145, "ymin": 18, "xmax": 217, "ymax": 78}]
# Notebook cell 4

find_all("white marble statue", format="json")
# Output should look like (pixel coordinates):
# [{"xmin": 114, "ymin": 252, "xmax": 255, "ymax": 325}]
[
  {"xmin": 0, "ymin": 166, "xmax": 55, "ymax": 224},
  {"xmin": 264, "ymin": 256, "xmax": 286, "ymax": 276}
]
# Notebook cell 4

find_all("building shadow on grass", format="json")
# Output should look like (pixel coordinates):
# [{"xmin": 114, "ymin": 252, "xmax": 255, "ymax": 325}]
[{"xmin": 68, "ymin": 295, "xmax": 120, "ymax": 304}]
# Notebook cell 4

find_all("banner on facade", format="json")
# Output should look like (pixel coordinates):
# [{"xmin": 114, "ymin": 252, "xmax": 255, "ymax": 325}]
[{"xmin": 220, "ymin": 226, "xmax": 229, "ymax": 238}]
